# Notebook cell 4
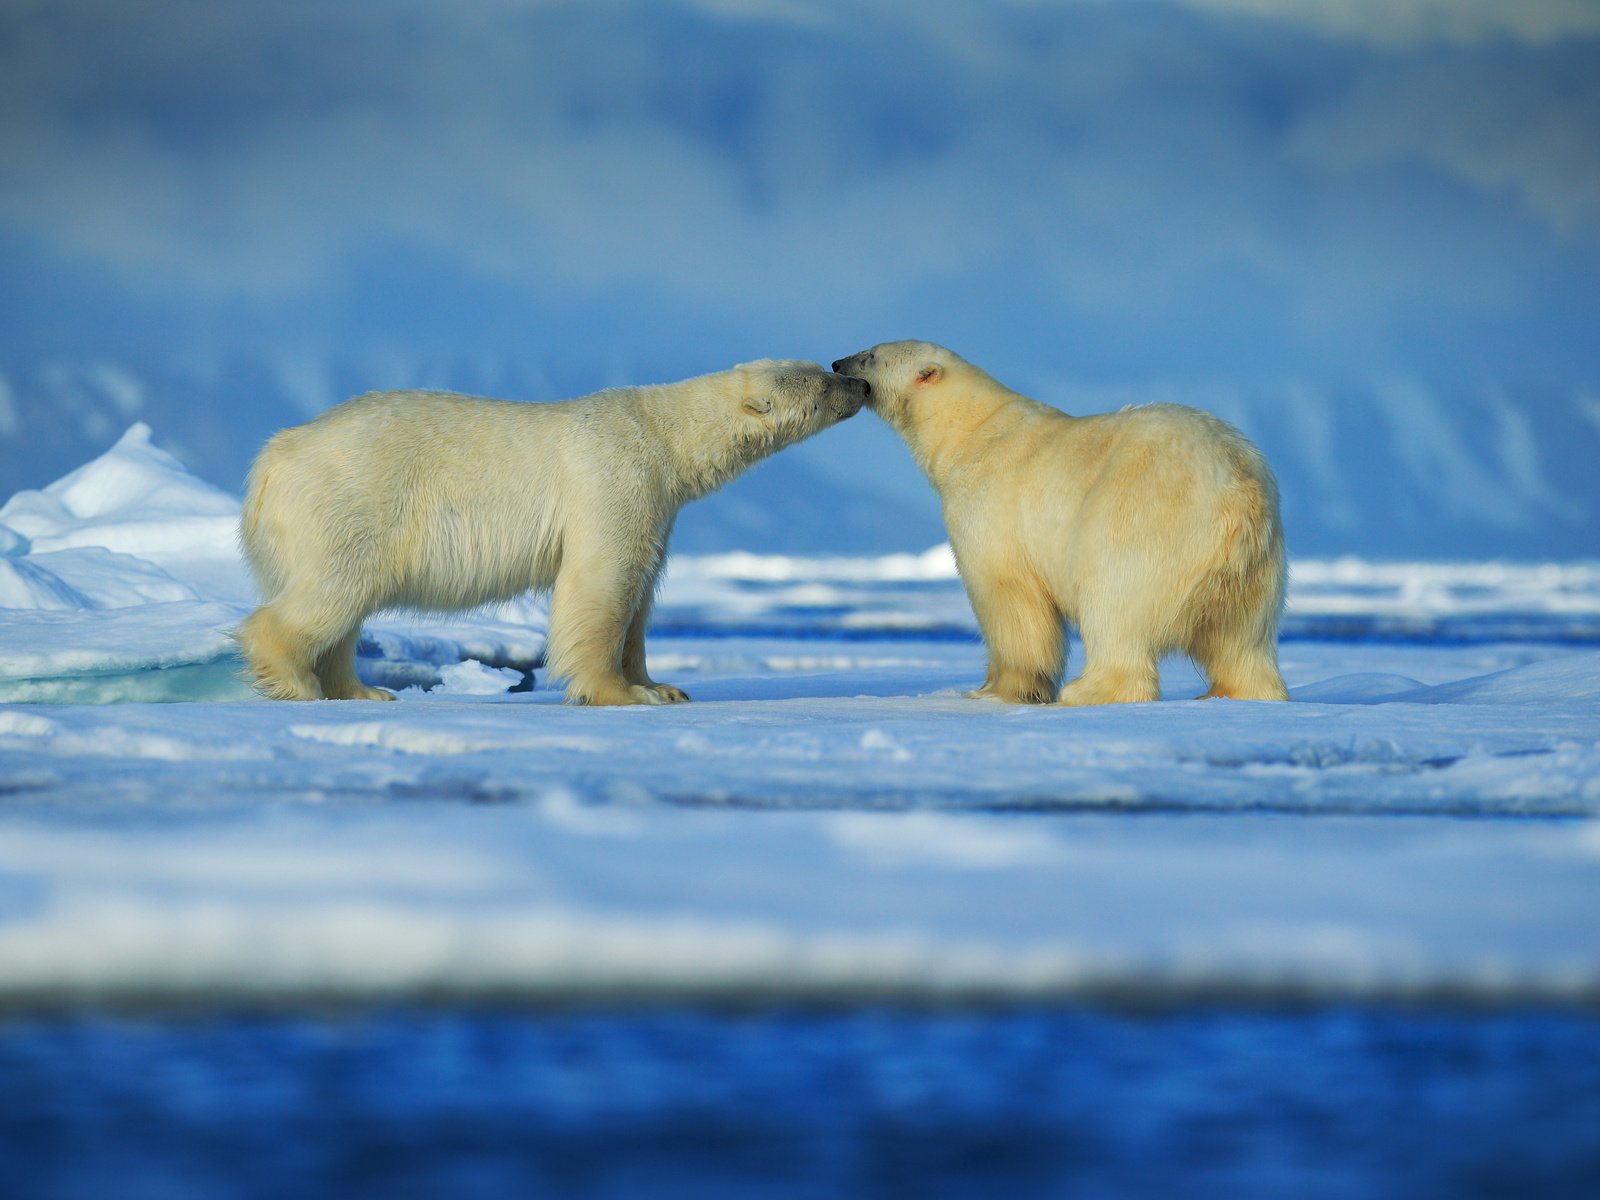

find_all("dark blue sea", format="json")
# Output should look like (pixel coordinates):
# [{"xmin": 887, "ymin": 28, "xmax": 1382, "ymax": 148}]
[{"xmin": 2, "ymin": 1005, "xmax": 1597, "ymax": 1199}]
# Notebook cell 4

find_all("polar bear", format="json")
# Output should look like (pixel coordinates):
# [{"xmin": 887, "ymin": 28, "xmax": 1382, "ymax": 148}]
[
  {"xmin": 238, "ymin": 361, "xmax": 869, "ymax": 704},
  {"xmin": 832, "ymin": 341, "xmax": 1288, "ymax": 706}
]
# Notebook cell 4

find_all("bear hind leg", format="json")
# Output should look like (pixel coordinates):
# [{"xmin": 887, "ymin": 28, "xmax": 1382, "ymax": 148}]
[
  {"xmin": 1192, "ymin": 629, "xmax": 1288, "ymax": 701},
  {"xmin": 237, "ymin": 601, "xmax": 323, "ymax": 701},
  {"xmin": 314, "ymin": 628, "xmax": 395, "ymax": 701},
  {"xmin": 238, "ymin": 588, "xmax": 374, "ymax": 702}
]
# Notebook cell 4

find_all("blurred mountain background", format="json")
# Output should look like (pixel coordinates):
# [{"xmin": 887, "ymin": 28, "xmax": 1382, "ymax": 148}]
[{"xmin": 3, "ymin": 0, "xmax": 1597, "ymax": 557}]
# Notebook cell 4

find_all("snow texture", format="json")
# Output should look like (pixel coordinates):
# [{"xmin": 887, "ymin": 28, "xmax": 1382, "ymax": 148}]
[{"xmin": 1, "ymin": 426, "xmax": 1597, "ymax": 1006}]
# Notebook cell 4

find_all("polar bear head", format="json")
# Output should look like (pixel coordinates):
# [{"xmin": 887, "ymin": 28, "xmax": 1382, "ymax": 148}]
[
  {"xmin": 660, "ymin": 359, "xmax": 869, "ymax": 500},
  {"xmin": 733, "ymin": 359, "xmax": 871, "ymax": 446},
  {"xmin": 830, "ymin": 341, "xmax": 967, "ymax": 429}
]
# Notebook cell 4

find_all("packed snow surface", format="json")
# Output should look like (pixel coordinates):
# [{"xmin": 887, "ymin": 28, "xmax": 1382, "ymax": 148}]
[{"xmin": 1, "ymin": 426, "xmax": 1597, "ymax": 1005}]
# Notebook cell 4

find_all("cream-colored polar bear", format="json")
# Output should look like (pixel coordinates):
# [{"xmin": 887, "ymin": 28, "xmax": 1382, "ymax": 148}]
[
  {"xmin": 833, "ymin": 341, "xmax": 1288, "ymax": 706},
  {"xmin": 238, "ymin": 361, "xmax": 868, "ymax": 705}
]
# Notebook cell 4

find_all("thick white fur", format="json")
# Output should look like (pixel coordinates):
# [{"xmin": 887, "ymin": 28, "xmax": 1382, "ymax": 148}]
[
  {"xmin": 833, "ymin": 341, "xmax": 1288, "ymax": 706},
  {"xmin": 238, "ymin": 360, "xmax": 867, "ymax": 704}
]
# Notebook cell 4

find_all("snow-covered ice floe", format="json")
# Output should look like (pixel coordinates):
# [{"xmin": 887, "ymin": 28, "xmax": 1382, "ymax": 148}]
[
  {"xmin": 1, "ymin": 803, "xmax": 1596, "ymax": 1007},
  {"xmin": 1, "ymin": 425, "xmax": 1598, "ymax": 1006}
]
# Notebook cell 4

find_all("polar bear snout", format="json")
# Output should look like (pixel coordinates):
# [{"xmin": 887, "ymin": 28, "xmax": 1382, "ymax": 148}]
[
  {"xmin": 830, "ymin": 373, "xmax": 870, "ymax": 417},
  {"xmin": 838, "ymin": 376, "xmax": 876, "ymax": 412},
  {"xmin": 830, "ymin": 355, "xmax": 877, "ymax": 405},
  {"xmin": 831, "ymin": 350, "xmax": 876, "ymax": 381}
]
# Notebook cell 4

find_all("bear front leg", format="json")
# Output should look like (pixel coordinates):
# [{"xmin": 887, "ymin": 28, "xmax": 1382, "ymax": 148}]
[
  {"xmin": 545, "ymin": 539, "xmax": 677, "ymax": 706},
  {"xmin": 1058, "ymin": 612, "xmax": 1161, "ymax": 706},
  {"xmin": 960, "ymin": 567, "xmax": 1063, "ymax": 705},
  {"xmin": 621, "ymin": 575, "xmax": 689, "ymax": 703}
]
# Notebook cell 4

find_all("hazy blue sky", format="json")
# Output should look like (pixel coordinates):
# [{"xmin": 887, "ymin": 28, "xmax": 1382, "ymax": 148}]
[{"xmin": 4, "ymin": 0, "xmax": 1598, "ymax": 383}]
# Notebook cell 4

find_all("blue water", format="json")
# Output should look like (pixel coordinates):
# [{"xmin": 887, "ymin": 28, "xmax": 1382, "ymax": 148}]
[{"xmin": 2, "ymin": 1006, "xmax": 1597, "ymax": 1199}]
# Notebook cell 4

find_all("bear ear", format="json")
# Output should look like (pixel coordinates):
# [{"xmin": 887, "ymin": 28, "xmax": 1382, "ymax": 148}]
[
  {"xmin": 914, "ymin": 363, "xmax": 944, "ymax": 387},
  {"xmin": 742, "ymin": 394, "xmax": 773, "ymax": 416}
]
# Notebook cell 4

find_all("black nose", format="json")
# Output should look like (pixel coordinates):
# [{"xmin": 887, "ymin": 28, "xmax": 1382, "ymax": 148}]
[
  {"xmin": 858, "ymin": 379, "xmax": 871, "ymax": 397},
  {"xmin": 831, "ymin": 359, "xmax": 845, "ymax": 372}
]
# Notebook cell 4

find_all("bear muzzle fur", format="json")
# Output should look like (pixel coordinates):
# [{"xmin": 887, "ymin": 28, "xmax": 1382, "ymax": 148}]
[{"xmin": 828, "ymin": 372, "xmax": 871, "ymax": 418}]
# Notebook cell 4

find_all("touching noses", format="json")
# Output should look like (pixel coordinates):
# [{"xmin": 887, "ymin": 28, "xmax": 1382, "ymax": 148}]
[{"xmin": 831, "ymin": 363, "xmax": 870, "ymax": 397}]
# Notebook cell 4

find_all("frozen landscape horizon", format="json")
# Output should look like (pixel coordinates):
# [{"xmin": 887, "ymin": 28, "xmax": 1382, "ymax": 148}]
[{"xmin": 5, "ymin": 353, "xmax": 1598, "ymax": 562}]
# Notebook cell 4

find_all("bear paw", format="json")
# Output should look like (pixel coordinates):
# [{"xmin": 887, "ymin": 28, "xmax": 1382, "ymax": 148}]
[
  {"xmin": 968, "ymin": 676, "xmax": 1055, "ymax": 704},
  {"xmin": 341, "ymin": 685, "xmax": 397, "ymax": 701},
  {"xmin": 567, "ymin": 681, "xmax": 684, "ymax": 706}
]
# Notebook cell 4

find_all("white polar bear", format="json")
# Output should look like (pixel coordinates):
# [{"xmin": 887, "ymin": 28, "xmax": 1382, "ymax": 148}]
[
  {"xmin": 833, "ymin": 341, "xmax": 1288, "ymax": 706},
  {"xmin": 238, "ymin": 361, "xmax": 869, "ymax": 705}
]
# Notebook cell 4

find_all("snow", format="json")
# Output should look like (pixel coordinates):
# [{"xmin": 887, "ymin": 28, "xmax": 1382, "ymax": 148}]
[
  {"xmin": 0, "ymin": 425, "xmax": 1597, "ymax": 1007},
  {"xmin": 431, "ymin": 659, "xmax": 528, "ymax": 696}
]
